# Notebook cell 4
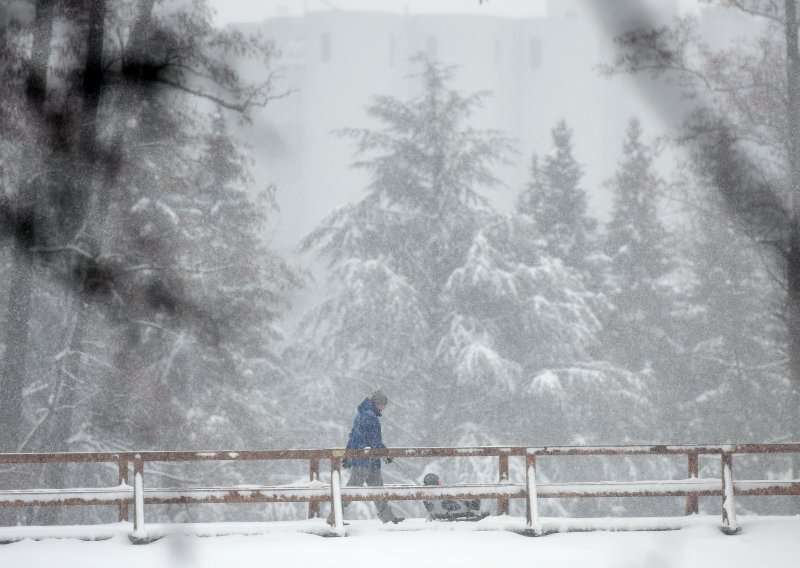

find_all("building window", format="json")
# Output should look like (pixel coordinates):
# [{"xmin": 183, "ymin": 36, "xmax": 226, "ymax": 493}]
[
  {"xmin": 321, "ymin": 32, "xmax": 331, "ymax": 63},
  {"xmin": 426, "ymin": 35, "xmax": 438, "ymax": 59},
  {"xmin": 530, "ymin": 37, "xmax": 542, "ymax": 69}
]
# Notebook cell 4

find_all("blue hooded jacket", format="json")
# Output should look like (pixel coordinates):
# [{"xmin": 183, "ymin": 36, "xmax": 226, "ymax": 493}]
[{"xmin": 344, "ymin": 398, "xmax": 386, "ymax": 469}]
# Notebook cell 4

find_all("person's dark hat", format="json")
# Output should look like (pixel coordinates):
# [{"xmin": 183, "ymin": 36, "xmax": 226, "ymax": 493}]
[
  {"xmin": 370, "ymin": 389, "xmax": 388, "ymax": 406},
  {"xmin": 423, "ymin": 473, "xmax": 440, "ymax": 486}
]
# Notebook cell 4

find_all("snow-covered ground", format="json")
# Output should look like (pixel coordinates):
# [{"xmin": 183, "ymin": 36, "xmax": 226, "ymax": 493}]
[{"xmin": 1, "ymin": 516, "xmax": 799, "ymax": 568}]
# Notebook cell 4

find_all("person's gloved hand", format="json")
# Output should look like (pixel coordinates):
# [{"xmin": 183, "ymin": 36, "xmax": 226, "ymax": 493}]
[{"xmin": 384, "ymin": 457, "xmax": 394, "ymax": 464}]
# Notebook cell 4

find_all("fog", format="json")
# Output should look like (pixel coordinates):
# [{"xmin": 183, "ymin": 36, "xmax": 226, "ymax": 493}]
[
  {"xmin": 0, "ymin": 0, "xmax": 796, "ymax": 528},
  {"xmin": 229, "ymin": 0, "xmax": 690, "ymax": 251}
]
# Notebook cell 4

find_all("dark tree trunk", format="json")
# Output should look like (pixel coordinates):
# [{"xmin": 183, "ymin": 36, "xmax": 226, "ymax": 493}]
[
  {"xmin": 0, "ymin": 0, "xmax": 55, "ymax": 452},
  {"xmin": 49, "ymin": 0, "xmax": 106, "ymax": 447},
  {"xmin": 34, "ymin": 0, "xmax": 107, "ymax": 525},
  {"xmin": 38, "ymin": 0, "xmax": 158, "ymax": 524}
]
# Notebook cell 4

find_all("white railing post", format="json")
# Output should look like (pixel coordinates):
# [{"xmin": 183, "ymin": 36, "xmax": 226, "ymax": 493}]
[
  {"xmin": 721, "ymin": 452, "xmax": 740, "ymax": 534},
  {"xmin": 330, "ymin": 454, "xmax": 345, "ymax": 535},
  {"xmin": 130, "ymin": 455, "xmax": 148, "ymax": 544},
  {"xmin": 525, "ymin": 450, "xmax": 542, "ymax": 536}
]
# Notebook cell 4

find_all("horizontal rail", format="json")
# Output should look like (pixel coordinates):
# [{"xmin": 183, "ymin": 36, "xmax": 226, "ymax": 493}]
[
  {"xmin": 3, "ymin": 479, "xmax": 799, "ymax": 508},
  {"xmin": 141, "ymin": 486, "xmax": 332, "ymax": 505},
  {"xmin": 341, "ymin": 484, "xmax": 527, "ymax": 502},
  {"xmin": 524, "ymin": 444, "xmax": 800, "ymax": 456},
  {"xmin": 0, "ymin": 486, "xmax": 133, "ymax": 507},
  {"xmin": 538, "ymin": 480, "xmax": 723, "ymax": 498},
  {"xmin": 2, "ymin": 443, "xmax": 800, "ymax": 465},
  {"xmin": 733, "ymin": 480, "xmax": 800, "ymax": 496}
]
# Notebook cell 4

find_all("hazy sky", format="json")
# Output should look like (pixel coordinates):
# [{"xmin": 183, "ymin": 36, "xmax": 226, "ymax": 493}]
[
  {"xmin": 208, "ymin": 0, "xmax": 700, "ymax": 26},
  {"xmin": 209, "ymin": 0, "xmax": 544, "ymax": 25}
]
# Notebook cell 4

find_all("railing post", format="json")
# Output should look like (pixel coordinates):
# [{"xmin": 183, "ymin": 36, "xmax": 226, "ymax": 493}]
[
  {"xmin": 524, "ymin": 450, "xmax": 542, "ymax": 536},
  {"xmin": 308, "ymin": 457, "xmax": 321, "ymax": 519},
  {"xmin": 329, "ymin": 454, "xmax": 345, "ymax": 535},
  {"xmin": 118, "ymin": 455, "xmax": 129, "ymax": 522},
  {"xmin": 721, "ymin": 452, "xmax": 740, "ymax": 534},
  {"xmin": 130, "ymin": 454, "xmax": 147, "ymax": 543},
  {"xmin": 684, "ymin": 451, "xmax": 699, "ymax": 515},
  {"xmin": 497, "ymin": 450, "xmax": 510, "ymax": 515}
]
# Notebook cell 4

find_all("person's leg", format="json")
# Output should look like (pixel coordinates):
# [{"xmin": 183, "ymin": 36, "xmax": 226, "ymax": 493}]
[
  {"xmin": 342, "ymin": 466, "xmax": 368, "ymax": 512},
  {"xmin": 344, "ymin": 466, "xmax": 368, "ymax": 508},
  {"xmin": 366, "ymin": 468, "xmax": 399, "ymax": 523}
]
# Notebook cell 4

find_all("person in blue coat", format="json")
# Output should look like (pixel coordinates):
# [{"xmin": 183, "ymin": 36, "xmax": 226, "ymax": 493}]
[{"xmin": 333, "ymin": 390, "xmax": 403, "ymax": 524}]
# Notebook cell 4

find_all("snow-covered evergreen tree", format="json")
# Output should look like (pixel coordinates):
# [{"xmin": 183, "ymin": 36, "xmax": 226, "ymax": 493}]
[
  {"xmin": 81, "ymin": 108, "xmax": 296, "ymax": 454},
  {"xmin": 517, "ymin": 120, "xmax": 598, "ymax": 273},
  {"xmin": 680, "ymin": 200, "xmax": 787, "ymax": 444},
  {"xmin": 603, "ymin": 118, "xmax": 680, "ymax": 395},
  {"xmin": 440, "ymin": 214, "xmax": 648, "ymax": 444},
  {"xmin": 440, "ymin": 213, "xmax": 658, "ymax": 518},
  {"xmin": 290, "ymin": 54, "xmax": 512, "ymax": 446},
  {"xmin": 670, "ymin": 192, "xmax": 791, "ymax": 513}
]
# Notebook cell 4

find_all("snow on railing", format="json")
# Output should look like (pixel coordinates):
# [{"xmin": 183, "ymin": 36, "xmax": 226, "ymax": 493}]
[{"xmin": 1, "ymin": 444, "xmax": 799, "ymax": 541}]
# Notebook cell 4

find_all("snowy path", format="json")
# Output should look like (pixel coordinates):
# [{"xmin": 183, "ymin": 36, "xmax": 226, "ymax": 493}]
[{"xmin": 1, "ymin": 516, "xmax": 799, "ymax": 568}]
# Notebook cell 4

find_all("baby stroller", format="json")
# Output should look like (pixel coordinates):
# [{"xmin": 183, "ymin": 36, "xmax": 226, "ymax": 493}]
[{"xmin": 422, "ymin": 473, "xmax": 489, "ymax": 522}]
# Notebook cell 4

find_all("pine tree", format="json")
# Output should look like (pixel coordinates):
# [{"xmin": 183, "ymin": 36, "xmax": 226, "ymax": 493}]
[
  {"xmin": 680, "ymin": 200, "xmax": 787, "ymax": 444},
  {"xmin": 291, "ymin": 54, "xmax": 513, "ymax": 446},
  {"xmin": 604, "ymin": 118, "xmax": 678, "ymax": 379},
  {"xmin": 435, "ymin": 206, "xmax": 658, "ymax": 519},
  {"xmin": 84, "ymin": 108, "xmax": 297, "ymax": 453},
  {"xmin": 518, "ymin": 120, "xmax": 597, "ymax": 272},
  {"xmin": 440, "ymin": 213, "xmax": 647, "ymax": 444}
]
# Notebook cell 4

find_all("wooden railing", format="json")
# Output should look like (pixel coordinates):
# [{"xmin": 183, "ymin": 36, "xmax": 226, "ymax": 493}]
[{"xmin": 1, "ymin": 444, "xmax": 799, "ymax": 540}]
